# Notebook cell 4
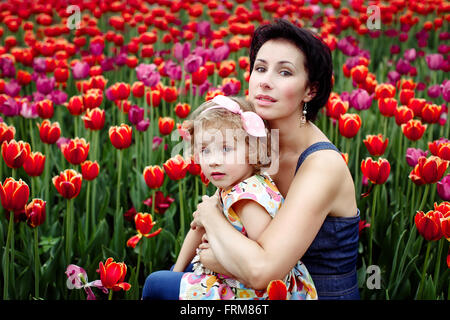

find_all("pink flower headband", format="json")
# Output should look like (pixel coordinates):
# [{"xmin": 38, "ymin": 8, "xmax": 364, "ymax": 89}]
[{"xmin": 200, "ymin": 95, "xmax": 266, "ymax": 137}]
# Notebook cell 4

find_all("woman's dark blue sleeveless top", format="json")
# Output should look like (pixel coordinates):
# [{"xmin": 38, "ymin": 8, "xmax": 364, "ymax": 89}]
[{"xmin": 295, "ymin": 142, "xmax": 360, "ymax": 300}]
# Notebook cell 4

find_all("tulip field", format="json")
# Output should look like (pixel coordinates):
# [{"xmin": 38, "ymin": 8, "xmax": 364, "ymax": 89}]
[{"xmin": 0, "ymin": 0, "xmax": 449, "ymax": 300}]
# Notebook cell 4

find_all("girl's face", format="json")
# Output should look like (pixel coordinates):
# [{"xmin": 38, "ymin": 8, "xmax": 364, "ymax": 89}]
[
  {"xmin": 195, "ymin": 128, "xmax": 253, "ymax": 190},
  {"xmin": 248, "ymin": 39, "xmax": 314, "ymax": 121}
]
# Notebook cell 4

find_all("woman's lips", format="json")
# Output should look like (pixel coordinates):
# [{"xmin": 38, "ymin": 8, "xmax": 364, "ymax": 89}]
[{"xmin": 255, "ymin": 94, "xmax": 277, "ymax": 106}]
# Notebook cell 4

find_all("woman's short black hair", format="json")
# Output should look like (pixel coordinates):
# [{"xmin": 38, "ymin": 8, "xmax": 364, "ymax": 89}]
[{"xmin": 249, "ymin": 19, "xmax": 333, "ymax": 122}]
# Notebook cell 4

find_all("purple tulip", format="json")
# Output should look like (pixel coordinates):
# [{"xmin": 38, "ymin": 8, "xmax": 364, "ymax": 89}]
[
  {"xmin": 438, "ymin": 44, "xmax": 449, "ymax": 54},
  {"xmin": 136, "ymin": 118, "xmax": 150, "ymax": 132},
  {"xmin": 390, "ymin": 45, "xmax": 400, "ymax": 55},
  {"xmin": 425, "ymin": 53, "xmax": 444, "ymax": 70},
  {"xmin": 405, "ymin": 147, "xmax": 428, "ymax": 167},
  {"xmin": 211, "ymin": 44, "xmax": 230, "ymax": 62},
  {"xmin": 136, "ymin": 63, "xmax": 160, "ymax": 87},
  {"xmin": 396, "ymin": 58, "xmax": 411, "ymax": 75},
  {"xmin": 105, "ymin": 87, "xmax": 115, "ymax": 101},
  {"xmin": 90, "ymin": 42, "xmax": 104, "ymax": 56},
  {"xmin": 192, "ymin": 46, "xmax": 212, "ymax": 65},
  {"xmin": 164, "ymin": 60, "xmax": 181, "ymax": 81},
  {"xmin": 20, "ymin": 100, "xmax": 38, "ymax": 119},
  {"xmin": 173, "ymin": 42, "xmax": 191, "ymax": 61},
  {"xmin": 56, "ymin": 137, "xmax": 71, "ymax": 151},
  {"xmin": 437, "ymin": 175, "xmax": 450, "ymax": 201},
  {"xmin": 440, "ymin": 80, "xmax": 450, "ymax": 102},
  {"xmin": 152, "ymin": 136, "xmax": 163, "ymax": 150},
  {"xmin": 101, "ymin": 57, "xmax": 116, "ymax": 72},
  {"xmin": 349, "ymin": 88, "xmax": 373, "ymax": 111},
  {"xmin": 197, "ymin": 21, "xmax": 212, "ymax": 38},
  {"xmin": 0, "ymin": 97, "xmax": 20, "ymax": 117},
  {"xmin": 115, "ymin": 53, "xmax": 127, "ymax": 66},
  {"xmin": 32, "ymin": 57, "xmax": 47, "ymax": 73},
  {"xmin": 184, "ymin": 54, "xmax": 203, "ymax": 73},
  {"xmin": 427, "ymin": 85, "xmax": 442, "ymax": 99},
  {"xmin": 50, "ymin": 90, "xmax": 68, "ymax": 105},
  {"xmin": 416, "ymin": 82, "xmax": 426, "ymax": 91},
  {"xmin": 222, "ymin": 81, "xmax": 240, "ymax": 96},
  {"xmin": 128, "ymin": 105, "xmax": 144, "ymax": 125},
  {"xmin": 4, "ymin": 80, "xmax": 21, "ymax": 97},
  {"xmin": 404, "ymin": 48, "xmax": 417, "ymax": 61},
  {"xmin": 72, "ymin": 61, "xmax": 90, "ymax": 80},
  {"xmin": 0, "ymin": 57, "xmax": 16, "ymax": 78},
  {"xmin": 387, "ymin": 71, "xmax": 401, "ymax": 85},
  {"xmin": 36, "ymin": 75, "xmax": 55, "ymax": 95}
]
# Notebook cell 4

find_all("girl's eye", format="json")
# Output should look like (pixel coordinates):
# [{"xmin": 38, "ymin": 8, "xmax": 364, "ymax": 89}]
[
  {"xmin": 223, "ymin": 146, "xmax": 233, "ymax": 152},
  {"xmin": 201, "ymin": 147, "xmax": 210, "ymax": 154}
]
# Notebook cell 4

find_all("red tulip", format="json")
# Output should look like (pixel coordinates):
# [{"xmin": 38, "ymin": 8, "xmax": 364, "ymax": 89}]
[
  {"xmin": 131, "ymin": 81, "xmax": 145, "ymax": 98},
  {"xmin": 67, "ymin": 95, "xmax": 85, "ymax": 116},
  {"xmin": 142, "ymin": 191, "xmax": 174, "ymax": 214},
  {"xmin": 163, "ymin": 155, "xmax": 189, "ymax": 180},
  {"xmin": 127, "ymin": 212, "xmax": 162, "ymax": 248},
  {"xmin": 25, "ymin": 198, "xmax": 46, "ymax": 228},
  {"xmin": 408, "ymin": 98, "xmax": 426, "ymax": 117},
  {"xmin": 23, "ymin": 151, "xmax": 46, "ymax": 177},
  {"xmin": 146, "ymin": 88, "xmax": 161, "ymax": 107},
  {"xmin": 401, "ymin": 119, "xmax": 427, "ymax": 141},
  {"xmin": 267, "ymin": 280, "xmax": 287, "ymax": 300},
  {"xmin": 361, "ymin": 157, "xmax": 391, "ymax": 184},
  {"xmin": 187, "ymin": 156, "xmax": 201, "ymax": 175},
  {"xmin": 363, "ymin": 134, "xmax": 389, "ymax": 157},
  {"xmin": 0, "ymin": 178, "xmax": 30, "ymax": 212},
  {"xmin": 61, "ymin": 137, "xmax": 90, "ymax": 165},
  {"xmin": 162, "ymin": 86, "xmax": 178, "ymax": 103},
  {"xmin": 82, "ymin": 107, "xmax": 105, "ymax": 131},
  {"xmin": 436, "ymin": 142, "xmax": 450, "ymax": 161},
  {"xmin": 36, "ymin": 99, "xmax": 54, "ymax": 119},
  {"xmin": 97, "ymin": 258, "xmax": 131, "ymax": 292},
  {"xmin": 414, "ymin": 210, "xmax": 443, "ymax": 241},
  {"xmin": 83, "ymin": 88, "xmax": 103, "ymax": 110},
  {"xmin": 158, "ymin": 117, "xmax": 175, "ymax": 135},
  {"xmin": 143, "ymin": 165, "xmax": 165, "ymax": 189},
  {"xmin": 37, "ymin": 120, "xmax": 61, "ymax": 144},
  {"xmin": 338, "ymin": 113, "xmax": 361, "ymax": 138},
  {"xmin": 375, "ymin": 83, "xmax": 396, "ymax": 100},
  {"xmin": 350, "ymin": 65, "xmax": 368, "ymax": 84},
  {"xmin": 174, "ymin": 103, "xmax": 191, "ymax": 119},
  {"xmin": 441, "ymin": 216, "xmax": 450, "ymax": 241},
  {"xmin": 52, "ymin": 169, "xmax": 83, "ymax": 199},
  {"xmin": 434, "ymin": 202, "xmax": 450, "ymax": 217},
  {"xmin": 1, "ymin": 139, "xmax": 31, "ymax": 169},
  {"xmin": 326, "ymin": 98, "xmax": 348, "ymax": 120},
  {"xmin": 109, "ymin": 124, "xmax": 132, "ymax": 149},
  {"xmin": 81, "ymin": 160, "xmax": 100, "ymax": 181},
  {"xmin": 110, "ymin": 82, "xmax": 130, "ymax": 101},
  {"xmin": 421, "ymin": 103, "xmax": 442, "ymax": 124},
  {"xmin": 394, "ymin": 106, "xmax": 414, "ymax": 126},
  {"xmin": 191, "ymin": 66, "xmax": 208, "ymax": 85},
  {"xmin": 0, "ymin": 122, "xmax": 15, "ymax": 145},
  {"xmin": 399, "ymin": 89, "xmax": 414, "ymax": 106},
  {"xmin": 409, "ymin": 156, "xmax": 448, "ymax": 185},
  {"xmin": 378, "ymin": 97, "xmax": 397, "ymax": 117}
]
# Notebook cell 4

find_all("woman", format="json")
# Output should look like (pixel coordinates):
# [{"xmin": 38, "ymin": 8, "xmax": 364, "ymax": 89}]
[{"xmin": 191, "ymin": 19, "xmax": 360, "ymax": 300}]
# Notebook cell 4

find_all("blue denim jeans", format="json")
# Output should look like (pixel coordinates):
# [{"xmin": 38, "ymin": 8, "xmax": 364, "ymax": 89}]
[{"xmin": 142, "ymin": 264, "xmax": 193, "ymax": 300}]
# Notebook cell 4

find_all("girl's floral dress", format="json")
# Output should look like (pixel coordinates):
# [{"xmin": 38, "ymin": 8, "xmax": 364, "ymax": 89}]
[{"xmin": 179, "ymin": 173, "xmax": 317, "ymax": 300}]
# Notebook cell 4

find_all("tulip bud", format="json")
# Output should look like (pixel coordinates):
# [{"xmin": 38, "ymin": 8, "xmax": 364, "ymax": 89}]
[{"xmin": 25, "ymin": 198, "xmax": 46, "ymax": 228}]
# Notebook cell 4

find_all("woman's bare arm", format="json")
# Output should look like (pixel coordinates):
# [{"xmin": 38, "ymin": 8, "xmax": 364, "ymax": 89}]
[{"xmin": 194, "ymin": 152, "xmax": 346, "ymax": 290}]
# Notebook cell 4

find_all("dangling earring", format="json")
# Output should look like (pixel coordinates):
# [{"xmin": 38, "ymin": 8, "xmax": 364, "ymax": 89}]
[{"xmin": 300, "ymin": 102, "xmax": 307, "ymax": 127}]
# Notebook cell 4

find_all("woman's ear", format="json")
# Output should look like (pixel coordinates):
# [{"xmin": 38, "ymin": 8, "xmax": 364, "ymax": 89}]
[{"xmin": 304, "ymin": 81, "xmax": 319, "ymax": 102}]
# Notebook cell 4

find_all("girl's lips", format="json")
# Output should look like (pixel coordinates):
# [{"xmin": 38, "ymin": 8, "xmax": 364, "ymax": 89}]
[{"xmin": 211, "ymin": 173, "xmax": 225, "ymax": 180}]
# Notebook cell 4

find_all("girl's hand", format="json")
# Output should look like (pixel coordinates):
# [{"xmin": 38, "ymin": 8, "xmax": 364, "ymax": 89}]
[{"xmin": 191, "ymin": 192, "xmax": 221, "ymax": 230}]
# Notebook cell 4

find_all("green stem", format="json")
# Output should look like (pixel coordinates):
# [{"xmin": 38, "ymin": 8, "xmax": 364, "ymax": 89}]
[
  {"xmin": 178, "ymin": 179, "xmax": 185, "ymax": 241},
  {"xmin": 418, "ymin": 184, "xmax": 430, "ymax": 212},
  {"xmin": 135, "ymin": 241, "xmax": 142, "ymax": 299},
  {"xmin": 85, "ymin": 181, "xmax": 91, "ymax": 240},
  {"xmin": 108, "ymin": 290, "xmax": 113, "ymax": 300},
  {"xmin": 65, "ymin": 198, "xmax": 73, "ymax": 264},
  {"xmin": 418, "ymin": 241, "xmax": 432, "ymax": 299},
  {"xmin": 433, "ymin": 239, "xmax": 444, "ymax": 284},
  {"xmin": 368, "ymin": 184, "xmax": 378, "ymax": 267},
  {"xmin": 3, "ymin": 211, "xmax": 14, "ymax": 300},
  {"xmin": 34, "ymin": 228, "xmax": 40, "ymax": 298},
  {"xmin": 152, "ymin": 189, "xmax": 156, "ymax": 215}
]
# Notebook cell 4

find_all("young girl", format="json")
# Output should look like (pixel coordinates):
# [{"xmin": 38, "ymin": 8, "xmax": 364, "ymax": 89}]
[{"xmin": 142, "ymin": 95, "xmax": 316, "ymax": 300}]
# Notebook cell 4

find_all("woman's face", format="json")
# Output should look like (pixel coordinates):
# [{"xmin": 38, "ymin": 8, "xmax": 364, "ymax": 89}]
[{"xmin": 248, "ymin": 39, "xmax": 314, "ymax": 122}]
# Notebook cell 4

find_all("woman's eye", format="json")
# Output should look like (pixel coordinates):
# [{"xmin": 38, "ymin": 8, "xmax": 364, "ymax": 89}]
[
  {"xmin": 280, "ymin": 70, "xmax": 292, "ymax": 76},
  {"xmin": 255, "ymin": 66, "xmax": 265, "ymax": 72}
]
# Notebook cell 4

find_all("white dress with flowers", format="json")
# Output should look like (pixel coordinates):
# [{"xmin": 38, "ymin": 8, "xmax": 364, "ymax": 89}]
[{"xmin": 178, "ymin": 173, "xmax": 317, "ymax": 300}]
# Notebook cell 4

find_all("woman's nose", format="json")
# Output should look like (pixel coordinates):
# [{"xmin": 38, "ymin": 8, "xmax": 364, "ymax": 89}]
[{"xmin": 259, "ymin": 73, "xmax": 273, "ymax": 90}]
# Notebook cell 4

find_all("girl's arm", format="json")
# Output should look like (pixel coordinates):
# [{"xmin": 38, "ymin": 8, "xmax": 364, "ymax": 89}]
[
  {"xmin": 172, "ymin": 227, "xmax": 205, "ymax": 272},
  {"xmin": 194, "ymin": 152, "xmax": 348, "ymax": 289}
]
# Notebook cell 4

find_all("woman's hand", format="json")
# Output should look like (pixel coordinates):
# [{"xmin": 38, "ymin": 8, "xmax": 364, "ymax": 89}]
[{"xmin": 191, "ymin": 191, "xmax": 221, "ymax": 230}]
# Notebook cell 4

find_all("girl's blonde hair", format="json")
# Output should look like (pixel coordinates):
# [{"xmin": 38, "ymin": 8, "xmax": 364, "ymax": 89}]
[{"xmin": 182, "ymin": 96, "xmax": 271, "ymax": 174}]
